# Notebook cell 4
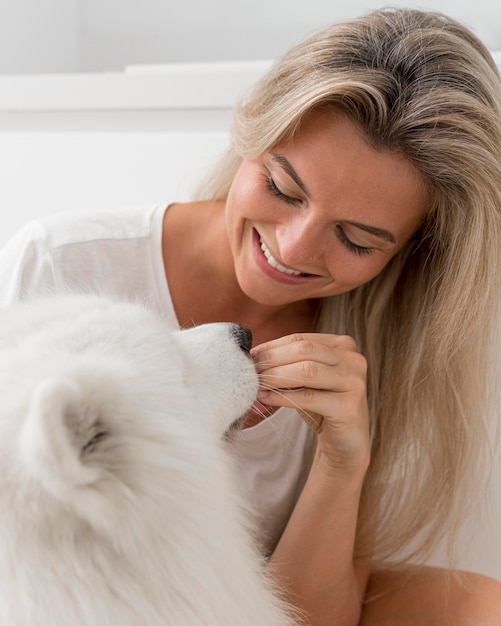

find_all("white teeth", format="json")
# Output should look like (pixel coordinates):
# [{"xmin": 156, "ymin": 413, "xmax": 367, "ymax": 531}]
[{"xmin": 259, "ymin": 237, "xmax": 303, "ymax": 276}]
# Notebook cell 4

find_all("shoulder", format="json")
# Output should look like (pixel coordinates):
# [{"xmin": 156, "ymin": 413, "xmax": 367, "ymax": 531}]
[
  {"xmin": 35, "ymin": 203, "xmax": 166, "ymax": 251},
  {"xmin": 0, "ymin": 203, "xmax": 168, "ymax": 306}
]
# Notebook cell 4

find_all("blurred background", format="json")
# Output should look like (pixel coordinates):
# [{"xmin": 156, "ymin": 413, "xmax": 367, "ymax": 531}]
[{"xmin": 1, "ymin": 0, "xmax": 500, "ymax": 75}]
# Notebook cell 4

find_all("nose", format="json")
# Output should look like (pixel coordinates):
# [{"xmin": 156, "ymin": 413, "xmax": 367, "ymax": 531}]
[
  {"xmin": 277, "ymin": 217, "xmax": 324, "ymax": 268},
  {"xmin": 231, "ymin": 324, "xmax": 253, "ymax": 354}
]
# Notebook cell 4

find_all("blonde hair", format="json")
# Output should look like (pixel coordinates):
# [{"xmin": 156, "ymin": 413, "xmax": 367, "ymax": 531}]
[{"xmin": 199, "ymin": 9, "xmax": 501, "ymax": 565}]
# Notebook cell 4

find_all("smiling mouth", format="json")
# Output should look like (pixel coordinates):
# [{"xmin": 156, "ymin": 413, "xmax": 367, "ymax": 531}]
[{"xmin": 257, "ymin": 235, "xmax": 321, "ymax": 279}]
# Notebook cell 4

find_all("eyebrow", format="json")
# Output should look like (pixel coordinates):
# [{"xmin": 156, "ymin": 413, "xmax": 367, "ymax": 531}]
[
  {"xmin": 271, "ymin": 153, "xmax": 397, "ymax": 245},
  {"xmin": 271, "ymin": 154, "xmax": 310, "ymax": 197},
  {"xmin": 345, "ymin": 221, "xmax": 396, "ymax": 244}
]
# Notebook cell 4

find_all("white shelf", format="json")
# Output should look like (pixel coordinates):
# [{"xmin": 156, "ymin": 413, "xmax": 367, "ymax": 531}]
[{"xmin": 0, "ymin": 61, "xmax": 272, "ymax": 112}]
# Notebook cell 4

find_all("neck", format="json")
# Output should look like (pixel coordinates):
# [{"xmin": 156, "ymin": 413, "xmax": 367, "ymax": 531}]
[{"xmin": 162, "ymin": 201, "xmax": 319, "ymax": 345}]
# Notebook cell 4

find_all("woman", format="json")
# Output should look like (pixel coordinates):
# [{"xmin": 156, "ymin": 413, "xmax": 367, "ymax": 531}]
[{"xmin": 0, "ymin": 8, "xmax": 500, "ymax": 625}]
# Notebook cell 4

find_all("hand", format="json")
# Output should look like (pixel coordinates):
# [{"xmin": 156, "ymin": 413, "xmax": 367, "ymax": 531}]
[{"xmin": 251, "ymin": 333, "xmax": 371, "ymax": 477}]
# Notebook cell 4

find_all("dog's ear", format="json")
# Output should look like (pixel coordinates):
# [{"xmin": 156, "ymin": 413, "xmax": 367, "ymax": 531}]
[
  {"xmin": 18, "ymin": 377, "xmax": 119, "ymax": 534},
  {"xmin": 19, "ymin": 378, "xmax": 102, "ymax": 497}
]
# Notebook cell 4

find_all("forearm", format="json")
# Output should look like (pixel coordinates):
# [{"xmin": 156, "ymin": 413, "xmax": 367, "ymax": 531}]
[
  {"xmin": 252, "ymin": 332, "xmax": 372, "ymax": 624},
  {"xmin": 269, "ymin": 452, "xmax": 369, "ymax": 626}
]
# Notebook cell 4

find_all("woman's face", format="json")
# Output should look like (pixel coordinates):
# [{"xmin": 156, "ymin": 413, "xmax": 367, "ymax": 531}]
[{"xmin": 225, "ymin": 110, "xmax": 427, "ymax": 307}]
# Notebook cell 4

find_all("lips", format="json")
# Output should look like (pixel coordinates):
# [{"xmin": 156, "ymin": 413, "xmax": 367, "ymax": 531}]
[
  {"xmin": 259, "ymin": 237, "xmax": 304, "ymax": 276},
  {"xmin": 253, "ymin": 229, "xmax": 321, "ymax": 284}
]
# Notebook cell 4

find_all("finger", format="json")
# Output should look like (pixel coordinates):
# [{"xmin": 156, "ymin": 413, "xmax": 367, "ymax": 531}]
[
  {"xmin": 258, "ymin": 386, "xmax": 366, "ymax": 430},
  {"xmin": 256, "ymin": 348, "xmax": 367, "ymax": 391},
  {"xmin": 251, "ymin": 333, "xmax": 358, "ymax": 371},
  {"xmin": 258, "ymin": 361, "xmax": 340, "ymax": 393},
  {"xmin": 252, "ymin": 332, "xmax": 358, "ymax": 356}
]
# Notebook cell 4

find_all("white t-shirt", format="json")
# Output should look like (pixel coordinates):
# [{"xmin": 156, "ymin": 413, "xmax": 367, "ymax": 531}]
[{"xmin": 0, "ymin": 203, "xmax": 314, "ymax": 552}]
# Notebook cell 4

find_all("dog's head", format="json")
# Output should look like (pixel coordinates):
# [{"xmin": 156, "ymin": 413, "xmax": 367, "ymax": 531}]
[
  {"xmin": 0, "ymin": 295, "xmax": 258, "ymax": 542},
  {"xmin": 173, "ymin": 321, "xmax": 256, "ymax": 433}
]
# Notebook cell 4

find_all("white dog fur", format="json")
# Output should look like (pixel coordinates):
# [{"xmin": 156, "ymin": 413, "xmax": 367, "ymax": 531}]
[{"xmin": 0, "ymin": 294, "xmax": 299, "ymax": 626}]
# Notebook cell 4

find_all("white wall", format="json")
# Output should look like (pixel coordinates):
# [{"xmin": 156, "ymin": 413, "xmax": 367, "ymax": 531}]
[
  {"xmin": 1, "ymin": 0, "xmax": 501, "ymax": 74},
  {"xmin": 0, "ymin": 0, "xmax": 80, "ymax": 74},
  {"xmin": 78, "ymin": 0, "xmax": 501, "ymax": 71}
]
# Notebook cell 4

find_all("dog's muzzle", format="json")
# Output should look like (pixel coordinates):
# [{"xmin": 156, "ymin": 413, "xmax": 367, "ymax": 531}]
[{"xmin": 231, "ymin": 324, "xmax": 253, "ymax": 355}]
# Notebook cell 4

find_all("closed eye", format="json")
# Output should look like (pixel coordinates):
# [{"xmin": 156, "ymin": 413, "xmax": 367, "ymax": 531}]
[
  {"xmin": 266, "ymin": 171, "xmax": 377, "ymax": 256},
  {"xmin": 336, "ymin": 225, "xmax": 375, "ymax": 256},
  {"xmin": 267, "ymin": 177, "xmax": 301, "ymax": 206}
]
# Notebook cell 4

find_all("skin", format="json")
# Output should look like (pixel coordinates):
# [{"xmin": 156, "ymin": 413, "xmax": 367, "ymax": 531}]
[
  {"xmin": 162, "ymin": 110, "xmax": 501, "ymax": 625},
  {"xmin": 225, "ymin": 111, "xmax": 425, "ymax": 309}
]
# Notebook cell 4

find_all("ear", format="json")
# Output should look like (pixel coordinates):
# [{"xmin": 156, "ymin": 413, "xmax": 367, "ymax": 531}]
[{"xmin": 19, "ymin": 378, "xmax": 101, "ymax": 500}]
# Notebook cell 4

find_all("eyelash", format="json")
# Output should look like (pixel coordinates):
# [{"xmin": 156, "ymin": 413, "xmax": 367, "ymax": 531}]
[
  {"xmin": 335, "ymin": 226, "xmax": 374, "ymax": 256},
  {"xmin": 266, "ymin": 176, "xmax": 300, "ymax": 206},
  {"xmin": 266, "ymin": 176, "xmax": 375, "ymax": 257}
]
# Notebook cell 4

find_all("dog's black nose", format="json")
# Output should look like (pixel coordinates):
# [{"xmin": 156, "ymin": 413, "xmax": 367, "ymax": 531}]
[{"xmin": 232, "ymin": 324, "xmax": 253, "ymax": 354}]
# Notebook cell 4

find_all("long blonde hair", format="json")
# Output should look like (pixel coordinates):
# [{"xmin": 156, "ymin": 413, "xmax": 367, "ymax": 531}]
[{"xmin": 199, "ymin": 8, "xmax": 501, "ymax": 565}]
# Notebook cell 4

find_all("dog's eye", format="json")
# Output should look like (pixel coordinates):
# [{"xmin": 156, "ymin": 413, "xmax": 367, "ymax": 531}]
[{"xmin": 81, "ymin": 424, "xmax": 108, "ymax": 455}]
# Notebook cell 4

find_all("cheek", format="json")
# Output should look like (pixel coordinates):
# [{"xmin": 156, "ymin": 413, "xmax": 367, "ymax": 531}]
[
  {"xmin": 358, "ymin": 261, "xmax": 389, "ymax": 284},
  {"xmin": 224, "ymin": 177, "xmax": 262, "ymax": 252},
  {"xmin": 227, "ymin": 165, "xmax": 284, "ymax": 223},
  {"xmin": 356, "ymin": 254, "xmax": 400, "ymax": 285},
  {"xmin": 326, "ymin": 252, "xmax": 395, "ymax": 289},
  {"xmin": 226, "ymin": 177, "xmax": 256, "ymax": 221}
]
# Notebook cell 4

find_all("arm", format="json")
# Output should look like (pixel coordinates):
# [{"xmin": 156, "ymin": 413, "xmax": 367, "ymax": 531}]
[
  {"xmin": 270, "ymin": 453, "xmax": 370, "ymax": 626},
  {"xmin": 251, "ymin": 333, "xmax": 371, "ymax": 626}
]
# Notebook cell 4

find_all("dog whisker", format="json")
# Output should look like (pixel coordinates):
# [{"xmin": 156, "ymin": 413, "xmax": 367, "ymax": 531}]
[{"xmin": 254, "ymin": 381, "xmax": 321, "ymax": 431}]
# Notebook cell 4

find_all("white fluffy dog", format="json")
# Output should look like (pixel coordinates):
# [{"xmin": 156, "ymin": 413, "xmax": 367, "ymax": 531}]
[{"xmin": 0, "ymin": 295, "xmax": 298, "ymax": 626}]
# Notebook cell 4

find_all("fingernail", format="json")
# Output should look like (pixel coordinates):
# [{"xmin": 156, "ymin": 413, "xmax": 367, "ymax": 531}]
[{"xmin": 257, "ymin": 389, "xmax": 269, "ymax": 399}]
